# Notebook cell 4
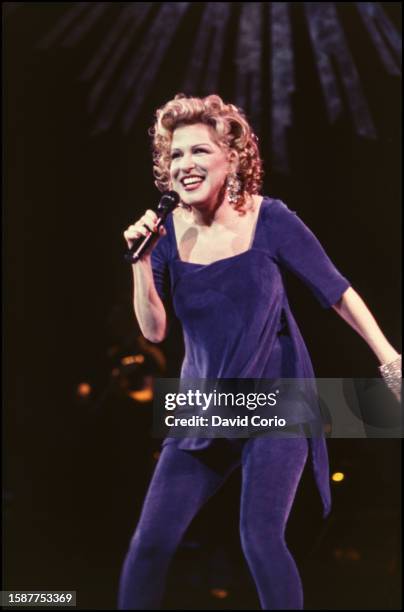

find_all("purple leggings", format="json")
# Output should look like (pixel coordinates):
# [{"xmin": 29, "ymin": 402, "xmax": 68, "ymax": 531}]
[{"xmin": 118, "ymin": 435, "xmax": 308, "ymax": 610}]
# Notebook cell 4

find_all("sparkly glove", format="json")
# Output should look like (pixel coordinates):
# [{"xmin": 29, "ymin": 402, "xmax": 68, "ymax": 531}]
[{"xmin": 379, "ymin": 355, "xmax": 402, "ymax": 402}]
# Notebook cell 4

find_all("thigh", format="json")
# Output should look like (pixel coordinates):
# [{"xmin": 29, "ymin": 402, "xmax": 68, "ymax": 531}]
[
  {"xmin": 240, "ymin": 435, "xmax": 308, "ymax": 530},
  {"xmin": 135, "ymin": 441, "xmax": 240, "ymax": 537}
]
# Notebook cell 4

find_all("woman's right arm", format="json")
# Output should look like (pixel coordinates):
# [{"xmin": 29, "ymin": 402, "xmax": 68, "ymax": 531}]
[{"xmin": 124, "ymin": 210, "xmax": 168, "ymax": 343}]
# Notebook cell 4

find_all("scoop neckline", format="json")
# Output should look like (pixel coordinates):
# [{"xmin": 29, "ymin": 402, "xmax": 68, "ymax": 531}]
[{"xmin": 170, "ymin": 196, "xmax": 268, "ymax": 268}]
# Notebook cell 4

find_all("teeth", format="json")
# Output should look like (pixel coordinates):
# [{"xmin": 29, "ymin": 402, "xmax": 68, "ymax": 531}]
[{"xmin": 182, "ymin": 177, "xmax": 203, "ymax": 186}]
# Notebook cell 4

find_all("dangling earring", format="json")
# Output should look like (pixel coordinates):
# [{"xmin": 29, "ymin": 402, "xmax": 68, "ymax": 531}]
[{"xmin": 226, "ymin": 172, "xmax": 242, "ymax": 206}]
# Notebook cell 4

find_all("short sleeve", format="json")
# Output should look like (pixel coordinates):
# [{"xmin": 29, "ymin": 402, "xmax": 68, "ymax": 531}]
[
  {"xmin": 268, "ymin": 200, "xmax": 351, "ymax": 308},
  {"xmin": 150, "ymin": 234, "xmax": 171, "ymax": 302}
]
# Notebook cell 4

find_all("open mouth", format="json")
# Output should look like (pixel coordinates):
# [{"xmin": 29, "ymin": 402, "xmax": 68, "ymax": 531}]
[{"xmin": 181, "ymin": 176, "xmax": 205, "ymax": 191}]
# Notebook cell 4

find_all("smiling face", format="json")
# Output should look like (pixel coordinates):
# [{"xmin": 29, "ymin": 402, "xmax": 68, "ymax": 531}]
[{"xmin": 169, "ymin": 123, "xmax": 237, "ymax": 210}]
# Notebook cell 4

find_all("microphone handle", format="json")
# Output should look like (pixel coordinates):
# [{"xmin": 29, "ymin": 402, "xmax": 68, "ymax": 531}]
[
  {"xmin": 124, "ymin": 216, "xmax": 165, "ymax": 264},
  {"xmin": 124, "ymin": 190, "xmax": 179, "ymax": 264}
]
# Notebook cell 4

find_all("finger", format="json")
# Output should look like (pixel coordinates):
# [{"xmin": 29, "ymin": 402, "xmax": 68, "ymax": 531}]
[
  {"xmin": 143, "ymin": 210, "xmax": 159, "ymax": 230},
  {"xmin": 124, "ymin": 226, "xmax": 139, "ymax": 239},
  {"xmin": 134, "ymin": 221, "xmax": 153, "ymax": 235},
  {"xmin": 144, "ymin": 209, "xmax": 158, "ymax": 220},
  {"xmin": 124, "ymin": 231, "xmax": 140, "ymax": 247},
  {"xmin": 127, "ymin": 224, "xmax": 144, "ymax": 237},
  {"xmin": 124, "ymin": 224, "xmax": 146, "ymax": 242}
]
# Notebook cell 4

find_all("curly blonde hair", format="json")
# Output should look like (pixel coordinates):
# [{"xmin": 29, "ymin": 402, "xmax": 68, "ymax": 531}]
[{"xmin": 149, "ymin": 93, "xmax": 264, "ymax": 213}]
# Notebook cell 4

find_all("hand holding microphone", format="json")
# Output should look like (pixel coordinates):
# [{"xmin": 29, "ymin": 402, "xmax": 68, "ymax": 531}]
[{"xmin": 124, "ymin": 191, "xmax": 179, "ymax": 264}]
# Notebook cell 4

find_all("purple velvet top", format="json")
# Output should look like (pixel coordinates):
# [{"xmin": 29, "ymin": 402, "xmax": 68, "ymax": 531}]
[{"xmin": 151, "ymin": 197, "xmax": 351, "ymax": 517}]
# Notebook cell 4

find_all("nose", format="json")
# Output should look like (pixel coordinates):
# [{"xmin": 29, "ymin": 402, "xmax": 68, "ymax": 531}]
[{"xmin": 178, "ymin": 152, "xmax": 196, "ymax": 173}]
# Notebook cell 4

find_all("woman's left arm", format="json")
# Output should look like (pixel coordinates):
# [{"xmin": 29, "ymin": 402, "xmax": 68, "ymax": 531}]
[
  {"xmin": 269, "ymin": 202, "xmax": 401, "ymax": 397},
  {"xmin": 332, "ymin": 286, "xmax": 401, "ymax": 399},
  {"xmin": 333, "ymin": 287, "xmax": 399, "ymax": 365}
]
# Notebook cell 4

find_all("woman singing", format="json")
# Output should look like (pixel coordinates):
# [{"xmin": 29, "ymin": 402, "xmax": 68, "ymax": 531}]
[{"xmin": 118, "ymin": 94, "xmax": 401, "ymax": 610}]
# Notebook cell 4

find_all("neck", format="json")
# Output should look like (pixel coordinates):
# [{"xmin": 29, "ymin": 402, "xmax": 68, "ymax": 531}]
[
  {"xmin": 189, "ymin": 191, "xmax": 252, "ymax": 227},
  {"xmin": 191, "ymin": 197, "xmax": 233, "ymax": 226}
]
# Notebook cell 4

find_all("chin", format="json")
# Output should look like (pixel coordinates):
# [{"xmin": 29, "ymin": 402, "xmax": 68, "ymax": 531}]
[{"xmin": 181, "ymin": 192, "xmax": 208, "ymax": 206}]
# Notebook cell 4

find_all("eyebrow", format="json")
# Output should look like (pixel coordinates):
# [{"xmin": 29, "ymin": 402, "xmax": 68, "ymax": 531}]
[{"xmin": 170, "ymin": 142, "xmax": 213, "ymax": 152}]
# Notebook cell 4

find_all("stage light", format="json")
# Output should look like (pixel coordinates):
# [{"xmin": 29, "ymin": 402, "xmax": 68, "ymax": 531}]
[
  {"xmin": 77, "ymin": 382, "xmax": 92, "ymax": 397},
  {"xmin": 121, "ymin": 354, "xmax": 145, "ymax": 366},
  {"xmin": 128, "ymin": 388, "xmax": 153, "ymax": 402},
  {"xmin": 210, "ymin": 588, "xmax": 229, "ymax": 600},
  {"xmin": 331, "ymin": 471, "xmax": 345, "ymax": 482}
]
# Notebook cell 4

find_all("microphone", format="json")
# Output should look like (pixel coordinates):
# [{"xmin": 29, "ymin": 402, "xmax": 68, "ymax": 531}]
[{"xmin": 124, "ymin": 191, "xmax": 180, "ymax": 264}]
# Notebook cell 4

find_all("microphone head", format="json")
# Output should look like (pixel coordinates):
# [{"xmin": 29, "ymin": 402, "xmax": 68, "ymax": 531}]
[{"xmin": 158, "ymin": 190, "xmax": 180, "ymax": 213}]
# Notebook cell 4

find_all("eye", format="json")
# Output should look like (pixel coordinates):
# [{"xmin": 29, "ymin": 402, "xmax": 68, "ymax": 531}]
[
  {"xmin": 170, "ymin": 151, "xmax": 180, "ymax": 160},
  {"xmin": 194, "ymin": 148, "xmax": 208, "ymax": 153}
]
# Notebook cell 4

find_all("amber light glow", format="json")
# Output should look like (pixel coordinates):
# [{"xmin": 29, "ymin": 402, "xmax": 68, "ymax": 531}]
[
  {"xmin": 210, "ymin": 588, "xmax": 229, "ymax": 600},
  {"xmin": 128, "ymin": 388, "xmax": 153, "ymax": 402},
  {"xmin": 121, "ymin": 354, "xmax": 145, "ymax": 366},
  {"xmin": 77, "ymin": 382, "xmax": 92, "ymax": 397}
]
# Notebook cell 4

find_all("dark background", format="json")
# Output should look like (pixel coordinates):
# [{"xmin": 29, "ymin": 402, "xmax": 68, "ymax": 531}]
[{"xmin": 3, "ymin": 3, "xmax": 402, "ymax": 610}]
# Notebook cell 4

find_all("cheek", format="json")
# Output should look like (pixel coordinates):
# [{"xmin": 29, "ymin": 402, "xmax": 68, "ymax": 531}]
[{"xmin": 209, "ymin": 165, "xmax": 228, "ymax": 183}]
